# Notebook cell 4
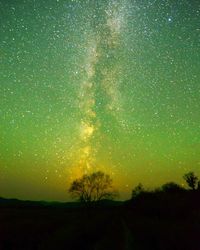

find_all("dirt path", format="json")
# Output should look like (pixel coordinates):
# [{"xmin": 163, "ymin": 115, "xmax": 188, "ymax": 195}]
[
  {"xmin": 94, "ymin": 215, "xmax": 135, "ymax": 250},
  {"xmin": 121, "ymin": 218, "xmax": 135, "ymax": 250}
]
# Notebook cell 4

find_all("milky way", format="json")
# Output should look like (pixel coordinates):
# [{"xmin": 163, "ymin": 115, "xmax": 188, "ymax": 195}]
[
  {"xmin": 0, "ymin": 0, "xmax": 200, "ymax": 201},
  {"xmin": 74, "ymin": 0, "xmax": 128, "ymax": 175}
]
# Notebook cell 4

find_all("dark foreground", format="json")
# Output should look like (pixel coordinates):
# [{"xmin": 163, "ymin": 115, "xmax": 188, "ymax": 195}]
[{"xmin": 0, "ymin": 192, "xmax": 200, "ymax": 250}]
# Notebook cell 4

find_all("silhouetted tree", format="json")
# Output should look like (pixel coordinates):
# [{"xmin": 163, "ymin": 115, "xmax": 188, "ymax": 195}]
[
  {"xmin": 131, "ymin": 183, "xmax": 145, "ymax": 199},
  {"xmin": 161, "ymin": 182, "xmax": 185, "ymax": 192},
  {"xmin": 69, "ymin": 171, "xmax": 117, "ymax": 203},
  {"xmin": 197, "ymin": 180, "xmax": 200, "ymax": 191},
  {"xmin": 183, "ymin": 172, "xmax": 198, "ymax": 190}
]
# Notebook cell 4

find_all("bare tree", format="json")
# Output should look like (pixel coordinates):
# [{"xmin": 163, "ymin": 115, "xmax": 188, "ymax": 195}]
[
  {"xmin": 197, "ymin": 180, "xmax": 200, "ymax": 191},
  {"xmin": 69, "ymin": 171, "xmax": 117, "ymax": 203},
  {"xmin": 183, "ymin": 172, "xmax": 198, "ymax": 190},
  {"xmin": 131, "ymin": 183, "xmax": 144, "ymax": 199}
]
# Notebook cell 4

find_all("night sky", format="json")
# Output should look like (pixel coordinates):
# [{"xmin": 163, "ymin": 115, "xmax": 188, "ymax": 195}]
[{"xmin": 0, "ymin": 0, "xmax": 200, "ymax": 201}]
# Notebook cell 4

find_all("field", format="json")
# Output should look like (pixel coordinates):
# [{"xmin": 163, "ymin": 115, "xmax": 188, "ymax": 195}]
[{"xmin": 0, "ymin": 193, "xmax": 200, "ymax": 250}]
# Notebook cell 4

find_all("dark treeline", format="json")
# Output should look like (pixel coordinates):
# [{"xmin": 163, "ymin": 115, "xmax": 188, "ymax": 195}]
[{"xmin": 0, "ymin": 171, "xmax": 200, "ymax": 250}]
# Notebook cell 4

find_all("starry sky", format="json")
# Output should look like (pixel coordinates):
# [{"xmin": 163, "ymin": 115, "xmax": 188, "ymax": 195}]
[{"xmin": 0, "ymin": 0, "xmax": 200, "ymax": 201}]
